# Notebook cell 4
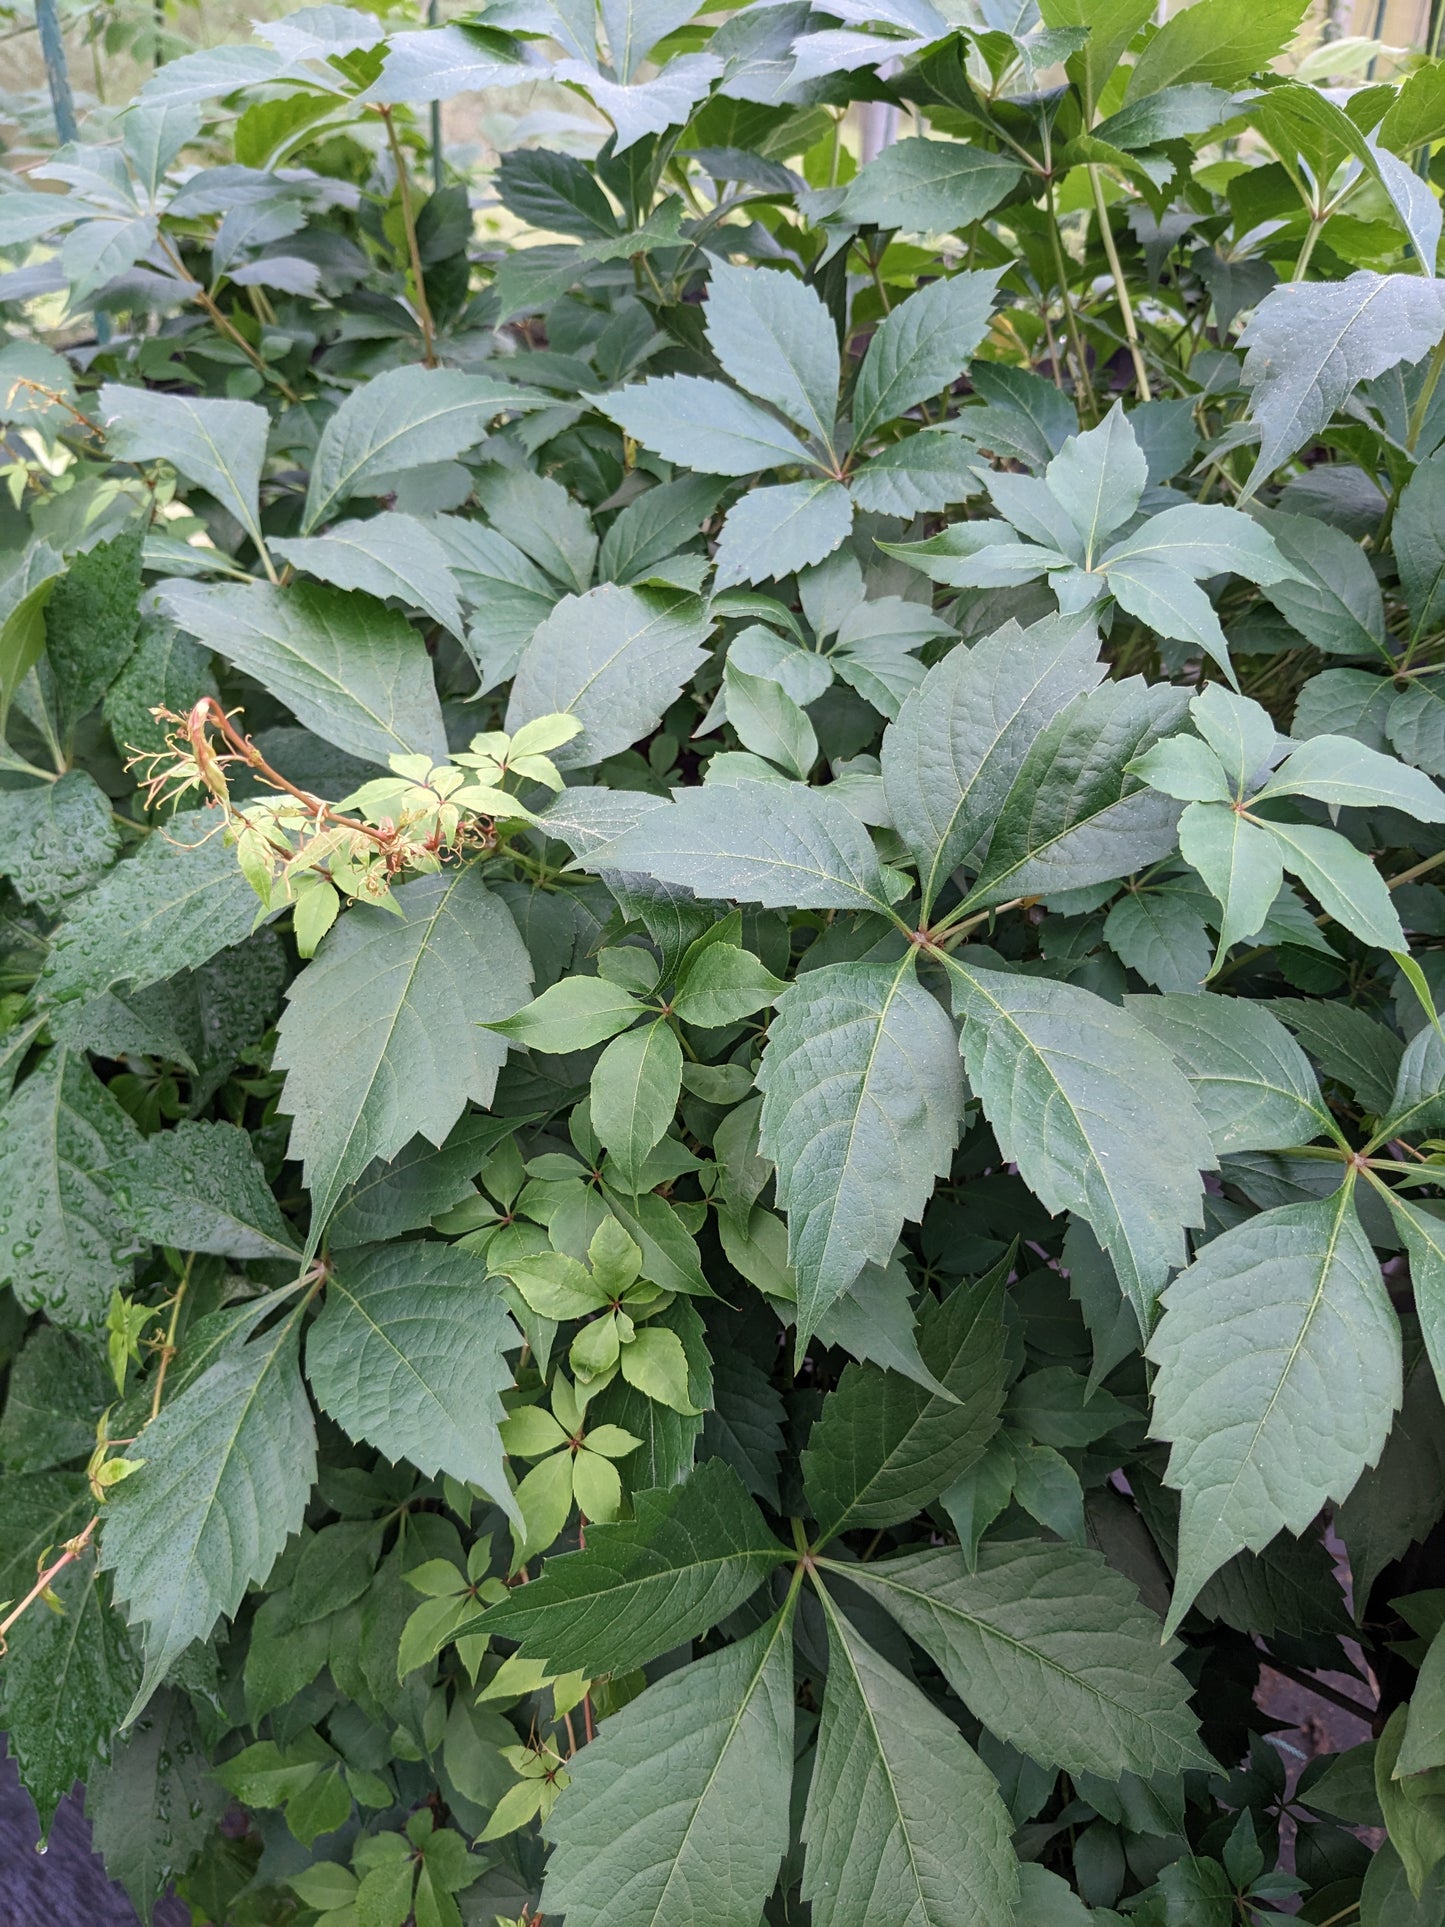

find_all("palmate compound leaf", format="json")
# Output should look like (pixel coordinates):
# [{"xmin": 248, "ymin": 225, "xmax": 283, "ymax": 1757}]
[
  {"xmin": 1124, "ymin": 993, "xmax": 1333, "ymax": 1156},
  {"xmin": 1148, "ymin": 1179, "xmax": 1402, "ymax": 1636},
  {"xmin": 481, "ymin": 1459, "xmax": 788, "ymax": 1674},
  {"xmin": 962, "ymin": 677, "xmax": 1191, "ymax": 911},
  {"xmin": 160, "ymin": 579, "xmax": 447, "ymax": 769},
  {"xmin": 0, "ymin": 1049, "xmax": 143, "ymax": 1329},
  {"xmin": 757, "ymin": 958, "xmax": 965, "ymax": 1350},
  {"xmin": 945, "ymin": 960, "xmax": 1213, "ymax": 1329},
  {"xmin": 2, "ymin": 1551, "xmax": 138, "ymax": 1835},
  {"xmin": 38, "ymin": 808, "xmax": 265, "ymax": 1010},
  {"xmin": 301, "ymin": 365, "xmax": 550, "ymax": 532},
  {"xmin": 540, "ymin": 1605, "xmax": 795, "ymax": 1927},
  {"xmin": 881, "ymin": 611, "xmax": 1105, "ymax": 916},
  {"xmin": 1238, "ymin": 272, "xmax": 1445, "ymax": 497},
  {"xmin": 505, "ymin": 584, "xmax": 711, "ymax": 771},
  {"xmin": 101, "ymin": 1311, "xmax": 317, "ymax": 1718},
  {"xmin": 802, "ymin": 1257, "xmax": 1010, "ymax": 1544},
  {"xmin": 583, "ymin": 775, "xmax": 894, "ymax": 915},
  {"xmin": 836, "ymin": 1539, "xmax": 1208, "ymax": 1780},
  {"xmin": 274, "ymin": 863, "xmax": 532, "ymax": 1239},
  {"xmin": 304, "ymin": 1240, "xmax": 521, "ymax": 1529},
  {"xmin": 107, "ymin": 1119, "xmax": 299, "ymax": 1260},
  {"xmin": 802, "ymin": 1589, "xmax": 1020, "ymax": 1927}
]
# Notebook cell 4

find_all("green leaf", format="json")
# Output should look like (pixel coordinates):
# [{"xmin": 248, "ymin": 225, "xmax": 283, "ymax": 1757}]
[
  {"xmin": 852, "ymin": 268, "xmax": 1001, "ymax": 446},
  {"xmin": 1125, "ymin": 0, "xmax": 1308, "ymax": 98},
  {"xmin": 101, "ymin": 1313, "xmax": 317, "ymax": 1715},
  {"xmin": 0, "ymin": 1326, "xmax": 108, "ymax": 1473},
  {"xmin": 1149, "ymin": 1181, "xmax": 1401, "ymax": 1635},
  {"xmin": 1046, "ymin": 406, "xmax": 1147, "ymax": 564},
  {"xmin": 1385, "ymin": 1195, "xmax": 1445, "ymax": 1403},
  {"xmin": 672, "ymin": 942, "xmax": 786, "ymax": 1027},
  {"xmin": 2, "ymin": 1552, "xmax": 137, "ymax": 1835},
  {"xmin": 1103, "ymin": 886, "xmax": 1213, "ymax": 992},
  {"xmin": 838, "ymin": 1540, "xmax": 1206, "ymax": 1779},
  {"xmin": 105, "ymin": 617, "xmax": 218, "ymax": 765},
  {"xmin": 541, "ymin": 1607, "xmax": 795, "ymax": 1927},
  {"xmin": 1396, "ymin": 451, "xmax": 1445, "ymax": 642},
  {"xmin": 98, "ymin": 384, "xmax": 270, "ymax": 554},
  {"xmin": 840, "ymin": 139, "xmax": 1025, "ymax": 233},
  {"xmin": 305, "ymin": 1239, "xmax": 520, "ymax": 1528},
  {"xmin": 43, "ymin": 527, "xmax": 143, "ymax": 728},
  {"xmin": 160, "ymin": 580, "xmax": 447, "ymax": 768},
  {"xmin": 758, "ymin": 959, "xmax": 964, "ymax": 1347},
  {"xmin": 1273, "ymin": 996, "xmax": 1404, "ymax": 1114},
  {"xmin": 473, "ymin": 467, "xmax": 598, "ymax": 594},
  {"xmin": 1178, "ymin": 801, "xmax": 1283, "ymax": 968},
  {"xmin": 489, "ymin": 975, "xmax": 643, "ymax": 1051},
  {"xmin": 482, "ymin": 1459, "xmax": 786, "ymax": 1673},
  {"xmin": 846, "ymin": 429, "xmax": 984, "ymax": 517},
  {"xmin": 38, "ymin": 808, "xmax": 263, "ymax": 1011},
  {"xmin": 590, "ymin": 1018, "xmax": 683, "ymax": 1190},
  {"xmin": 882, "ymin": 612, "xmax": 1103, "ymax": 915},
  {"xmin": 107, "ymin": 1119, "xmax": 298, "ymax": 1260},
  {"xmin": 86, "ymin": 1689, "xmax": 225, "ymax": 1923},
  {"xmin": 1400, "ymin": 1619, "xmax": 1445, "ymax": 1778},
  {"xmin": 0, "ymin": 1049, "xmax": 141, "ymax": 1328},
  {"xmin": 275, "ymin": 864, "xmax": 531, "ymax": 1235},
  {"xmin": 705, "ymin": 260, "xmax": 840, "ymax": 453},
  {"xmin": 506, "ymin": 584, "xmax": 710, "ymax": 771},
  {"xmin": 302, "ymin": 366, "xmax": 547, "ymax": 532},
  {"xmin": 946, "ymin": 961, "xmax": 1213, "ymax": 1328},
  {"xmin": 0, "ymin": 771, "xmax": 119, "ymax": 917},
  {"xmin": 1390, "ymin": 682, "xmax": 1445, "ymax": 779},
  {"xmin": 271, "ymin": 514, "xmax": 463, "ymax": 637},
  {"xmin": 964, "ymin": 678, "xmax": 1189, "ymax": 909},
  {"xmin": 0, "ymin": 543, "xmax": 64, "ymax": 733},
  {"xmin": 328, "ymin": 1113, "xmax": 524, "ymax": 1248},
  {"xmin": 495, "ymin": 146, "xmax": 620, "ymax": 240},
  {"xmin": 1124, "ymin": 993, "xmax": 1332, "ymax": 1155},
  {"xmin": 1239, "ymin": 273, "xmax": 1445, "ymax": 496},
  {"xmin": 585, "ymin": 776, "xmax": 893, "ymax": 914},
  {"xmin": 1257, "ymin": 817, "xmax": 1406, "ymax": 953},
  {"xmin": 1377, "ymin": 1706, "xmax": 1445, "ymax": 1899},
  {"xmin": 714, "ymin": 480, "xmax": 854, "ymax": 590},
  {"xmin": 803, "ymin": 1258, "xmax": 1009, "ymax": 1543},
  {"xmin": 1259, "ymin": 511, "xmax": 1390, "ymax": 660},
  {"xmin": 1259, "ymin": 733, "xmax": 1445, "ymax": 818},
  {"xmin": 600, "ymin": 374, "xmax": 820, "ymax": 476},
  {"xmin": 806, "ymin": 1591, "xmax": 1019, "ymax": 1927}
]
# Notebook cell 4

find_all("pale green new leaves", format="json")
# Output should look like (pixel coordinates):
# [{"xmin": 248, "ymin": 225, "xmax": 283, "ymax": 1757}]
[
  {"xmin": 1149, "ymin": 1181, "xmax": 1402, "ymax": 1635},
  {"xmin": 102, "ymin": 1314, "xmax": 317, "ymax": 1716},
  {"xmin": 161, "ymin": 580, "xmax": 447, "ymax": 768},
  {"xmin": 839, "ymin": 1540, "xmax": 1207, "ymax": 1779},
  {"xmin": 803, "ymin": 1591, "xmax": 1020, "ymax": 1927},
  {"xmin": 758, "ymin": 959, "xmax": 965, "ymax": 1348},
  {"xmin": 542, "ymin": 1608, "xmax": 795, "ymax": 1927},
  {"xmin": 947, "ymin": 961, "xmax": 1212, "ymax": 1328},
  {"xmin": 305, "ymin": 1240, "xmax": 520, "ymax": 1528},
  {"xmin": 275, "ymin": 865, "xmax": 532, "ymax": 1237}
]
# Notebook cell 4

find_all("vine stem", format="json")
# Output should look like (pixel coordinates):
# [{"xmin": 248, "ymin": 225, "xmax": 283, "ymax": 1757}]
[
  {"xmin": 378, "ymin": 106, "xmax": 437, "ymax": 367},
  {"xmin": 1088, "ymin": 165, "xmax": 1150, "ymax": 401},
  {"xmin": 149, "ymin": 1252, "xmax": 194, "ymax": 1423},
  {"xmin": 156, "ymin": 236, "xmax": 299, "ymax": 407},
  {"xmin": 1045, "ymin": 179, "xmax": 1096, "ymax": 420},
  {"xmin": 0, "ymin": 1516, "xmax": 99, "ymax": 1650}
]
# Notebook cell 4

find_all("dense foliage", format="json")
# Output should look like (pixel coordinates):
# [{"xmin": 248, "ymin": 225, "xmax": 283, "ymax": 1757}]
[{"xmin": 4, "ymin": 1, "xmax": 1445, "ymax": 1920}]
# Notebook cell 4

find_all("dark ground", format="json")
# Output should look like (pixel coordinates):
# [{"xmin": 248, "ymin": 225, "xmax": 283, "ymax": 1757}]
[{"xmin": 0, "ymin": 1749, "xmax": 188, "ymax": 1927}]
